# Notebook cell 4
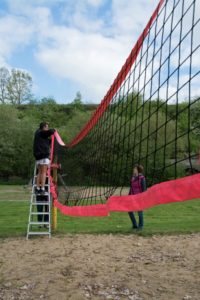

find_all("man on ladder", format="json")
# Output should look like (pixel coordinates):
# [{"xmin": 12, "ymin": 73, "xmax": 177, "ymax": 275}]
[
  {"xmin": 33, "ymin": 122, "xmax": 55, "ymax": 195},
  {"xmin": 26, "ymin": 122, "xmax": 55, "ymax": 238}
]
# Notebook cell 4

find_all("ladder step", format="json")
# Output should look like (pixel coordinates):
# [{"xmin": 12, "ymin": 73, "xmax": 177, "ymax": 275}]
[
  {"xmin": 28, "ymin": 232, "xmax": 50, "ymax": 235},
  {"xmin": 31, "ymin": 202, "xmax": 50, "ymax": 205},
  {"xmin": 31, "ymin": 212, "xmax": 50, "ymax": 215},
  {"xmin": 33, "ymin": 184, "xmax": 50, "ymax": 187},
  {"xmin": 31, "ymin": 195, "xmax": 50, "ymax": 198},
  {"xmin": 31, "ymin": 192, "xmax": 50, "ymax": 196},
  {"xmin": 29, "ymin": 222, "xmax": 50, "ymax": 225},
  {"xmin": 34, "ymin": 175, "xmax": 49, "ymax": 178}
]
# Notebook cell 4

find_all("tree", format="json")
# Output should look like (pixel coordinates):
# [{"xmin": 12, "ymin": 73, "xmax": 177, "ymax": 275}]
[
  {"xmin": 71, "ymin": 91, "xmax": 84, "ymax": 110},
  {"xmin": 40, "ymin": 97, "xmax": 56, "ymax": 105},
  {"xmin": 74, "ymin": 91, "xmax": 82, "ymax": 102},
  {"xmin": 7, "ymin": 69, "xmax": 32, "ymax": 104},
  {"xmin": 0, "ymin": 67, "xmax": 10, "ymax": 103}
]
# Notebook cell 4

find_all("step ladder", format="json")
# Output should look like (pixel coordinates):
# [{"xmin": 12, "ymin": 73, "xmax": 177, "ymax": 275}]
[{"xmin": 26, "ymin": 165, "xmax": 51, "ymax": 239}]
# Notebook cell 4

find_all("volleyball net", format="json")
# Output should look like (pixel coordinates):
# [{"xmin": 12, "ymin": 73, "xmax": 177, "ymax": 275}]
[{"xmin": 50, "ymin": 0, "xmax": 200, "ymax": 216}]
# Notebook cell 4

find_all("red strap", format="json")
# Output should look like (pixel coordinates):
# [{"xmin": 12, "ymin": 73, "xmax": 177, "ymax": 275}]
[
  {"xmin": 108, "ymin": 173, "xmax": 200, "ymax": 212},
  {"xmin": 54, "ymin": 199, "xmax": 108, "ymax": 217},
  {"xmin": 54, "ymin": 131, "xmax": 66, "ymax": 146},
  {"xmin": 51, "ymin": 174, "xmax": 200, "ymax": 216}
]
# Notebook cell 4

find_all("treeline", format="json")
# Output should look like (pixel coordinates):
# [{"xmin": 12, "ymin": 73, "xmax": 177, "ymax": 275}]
[
  {"xmin": 0, "ymin": 93, "xmax": 199, "ymax": 184},
  {"xmin": 0, "ymin": 100, "xmax": 96, "ymax": 183}
]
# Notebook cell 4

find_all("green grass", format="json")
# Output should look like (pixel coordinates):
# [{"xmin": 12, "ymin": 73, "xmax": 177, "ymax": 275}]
[
  {"xmin": 0, "ymin": 195, "xmax": 200, "ymax": 238},
  {"xmin": 0, "ymin": 185, "xmax": 30, "ymax": 201}
]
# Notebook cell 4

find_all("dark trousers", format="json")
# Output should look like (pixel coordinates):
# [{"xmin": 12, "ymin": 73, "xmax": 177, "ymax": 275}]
[
  {"xmin": 128, "ymin": 211, "xmax": 143, "ymax": 228},
  {"xmin": 36, "ymin": 195, "xmax": 49, "ymax": 222}
]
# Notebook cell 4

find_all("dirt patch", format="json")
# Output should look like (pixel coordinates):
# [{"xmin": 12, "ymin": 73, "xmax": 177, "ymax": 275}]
[{"xmin": 0, "ymin": 234, "xmax": 199, "ymax": 300}]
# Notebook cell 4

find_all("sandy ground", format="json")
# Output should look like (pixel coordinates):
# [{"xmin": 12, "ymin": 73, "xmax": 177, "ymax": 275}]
[{"xmin": 0, "ymin": 234, "xmax": 200, "ymax": 300}]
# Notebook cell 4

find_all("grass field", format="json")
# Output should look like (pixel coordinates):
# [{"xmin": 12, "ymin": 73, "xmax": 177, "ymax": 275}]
[{"xmin": 0, "ymin": 185, "xmax": 200, "ymax": 238}]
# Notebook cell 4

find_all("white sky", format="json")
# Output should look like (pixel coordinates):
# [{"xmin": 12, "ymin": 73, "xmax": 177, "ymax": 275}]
[{"xmin": 0, "ymin": 0, "xmax": 162, "ymax": 103}]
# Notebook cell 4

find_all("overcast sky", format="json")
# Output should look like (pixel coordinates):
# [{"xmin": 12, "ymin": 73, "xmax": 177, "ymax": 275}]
[{"xmin": 0, "ymin": 0, "xmax": 162, "ymax": 103}]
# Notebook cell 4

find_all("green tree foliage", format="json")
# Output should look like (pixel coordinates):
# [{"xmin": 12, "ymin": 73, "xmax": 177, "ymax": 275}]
[
  {"xmin": 190, "ymin": 98, "xmax": 200, "ymax": 136},
  {"xmin": 0, "ymin": 67, "xmax": 9, "ymax": 103},
  {"xmin": 0, "ymin": 105, "xmax": 35, "ymax": 180},
  {"xmin": 0, "ymin": 92, "xmax": 199, "ymax": 184},
  {"xmin": 0, "ymin": 105, "xmax": 18, "ymax": 178}
]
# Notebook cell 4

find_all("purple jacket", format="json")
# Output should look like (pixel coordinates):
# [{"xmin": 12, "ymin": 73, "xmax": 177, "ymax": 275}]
[{"xmin": 129, "ymin": 174, "xmax": 146, "ymax": 195}]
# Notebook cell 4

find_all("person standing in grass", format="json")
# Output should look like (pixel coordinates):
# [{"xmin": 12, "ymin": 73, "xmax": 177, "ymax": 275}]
[
  {"xmin": 128, "ymin": 164, "xmax": 147, "ymax": 230},
  {"xmin": 33, "ymin": 122, "xmax": 55, "ymax": 195}
]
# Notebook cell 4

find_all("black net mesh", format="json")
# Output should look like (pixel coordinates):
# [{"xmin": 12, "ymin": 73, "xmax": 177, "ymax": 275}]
[{"xmin": 54, "ymin": 0, "xmax": 200, "ymax": 207}]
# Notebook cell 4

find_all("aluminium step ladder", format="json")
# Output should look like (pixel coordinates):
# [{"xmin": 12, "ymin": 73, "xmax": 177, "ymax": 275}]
[{"xmin": 26, "ymin": 165, "xmax": 51, "ymax": 239}]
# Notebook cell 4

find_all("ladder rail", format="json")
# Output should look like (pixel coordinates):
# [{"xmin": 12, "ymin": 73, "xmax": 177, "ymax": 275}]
[{"xmin": 26, "ymin": 165, "xmax": 37, "ymax": 239}]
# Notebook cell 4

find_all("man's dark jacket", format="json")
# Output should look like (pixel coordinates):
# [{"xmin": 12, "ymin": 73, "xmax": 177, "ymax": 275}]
[{"xmin": 33, "ymin": 129, "xmax": 55, "ymax": 160}]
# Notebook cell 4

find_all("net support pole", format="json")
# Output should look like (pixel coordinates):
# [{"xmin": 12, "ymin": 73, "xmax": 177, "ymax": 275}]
[{"xmin": 52, "ymin": 160, "xmax": 58, "ymax": 231}]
